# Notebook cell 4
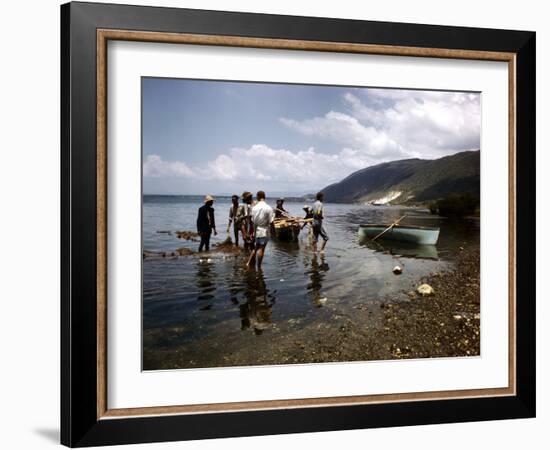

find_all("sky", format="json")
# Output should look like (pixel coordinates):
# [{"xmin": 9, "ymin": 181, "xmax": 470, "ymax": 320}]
[{"xmin": 142, "ymin": 78, "xmax": 480, "ymax": 195}]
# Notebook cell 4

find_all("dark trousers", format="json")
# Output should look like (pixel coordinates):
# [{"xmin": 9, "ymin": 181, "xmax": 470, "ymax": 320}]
[
  {"xmin": 312, "ymin": 223, "xmax": 329, "ymax": 242},
  {"xmin": 199, "ymin": 231, "xmax": 211, "ymax": 252}
]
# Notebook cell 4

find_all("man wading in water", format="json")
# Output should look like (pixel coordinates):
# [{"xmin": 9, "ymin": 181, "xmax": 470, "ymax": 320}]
[
  {"xmin": 311, "ymin": 192, "xmax": 329, "ymax": 254},
  {"xmin": 226, "ymin": 194, "xmax": 240, "ymax": 247},
  {"xmin": 238, "ymin": 191, "xmax": 255, "ymax": 252},
  {"xmin": 302, "ymin": 205, "xmax": 314, "ymax": 244},
  {"xmin": 196, "ymin": 195, "xmax": 217, "ymax": 252},
  {"xmin": 247, "ymin": 191, "xmax": 275, "ymax": 269}
]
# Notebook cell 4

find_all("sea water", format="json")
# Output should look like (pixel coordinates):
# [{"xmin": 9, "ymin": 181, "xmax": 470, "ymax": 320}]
[{"xmin": 142, "ymin": 195, "xmax": 479, "ymax": 368}]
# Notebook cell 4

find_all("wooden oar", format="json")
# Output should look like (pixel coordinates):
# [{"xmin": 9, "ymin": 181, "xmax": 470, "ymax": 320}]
[
  {"xmin": 275, "ymin": 207, "xmax": 293, "ymax": 218},
  {"xmin": 372, "ymin": 215, "xmax": 407, "ymax": 241}
]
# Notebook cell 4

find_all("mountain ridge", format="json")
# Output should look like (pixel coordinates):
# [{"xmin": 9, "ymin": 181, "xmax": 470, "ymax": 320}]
[{"xmin": 322, "ymin": 150, "xmax": 480, "ymax": 204}]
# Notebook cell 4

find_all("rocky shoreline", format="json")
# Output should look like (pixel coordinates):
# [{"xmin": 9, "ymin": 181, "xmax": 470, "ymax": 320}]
[
  {"xmin": 143, "ymin": 245, "xmax": 480, "ymax": 370},
  {"xmin": 370, "ymin": 245, "xmax": 480, "ymax": 360}
]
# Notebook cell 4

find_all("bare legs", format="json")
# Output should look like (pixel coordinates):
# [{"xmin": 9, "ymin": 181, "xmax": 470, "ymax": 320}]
[
  {"xmin": 312, "ymin": 238, "xmax": 327, "ymax": 254},
  {"xmin": 312, "ymin": 222, "xmax": 329, "ymax": 254},
  {"xmin": 246, "ymin": 244, "xmax": 266, "ymax": 269},
  {"xmin": 256, "ymin": 245, "xmax": 266, "ymax": 268},
  {"xmin": 246, "ymin": 247, "xmax": 256, "ymax": 267}
]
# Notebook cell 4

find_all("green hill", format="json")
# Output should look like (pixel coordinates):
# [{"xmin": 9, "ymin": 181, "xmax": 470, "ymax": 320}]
[{"xmin": 322, "ymin": 150, "xmax": 480, "ymax": 204}]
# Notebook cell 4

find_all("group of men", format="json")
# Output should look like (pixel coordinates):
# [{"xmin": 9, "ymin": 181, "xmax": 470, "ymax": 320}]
[{"xmin": 196, "ymin": 191, "xmax": 329, "ymax": 269}]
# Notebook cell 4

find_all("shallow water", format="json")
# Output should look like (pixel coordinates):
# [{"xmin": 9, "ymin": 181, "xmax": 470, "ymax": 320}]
[{"xmin": 142, "ymin": 195, "xmax": 479, "ymax": 366}]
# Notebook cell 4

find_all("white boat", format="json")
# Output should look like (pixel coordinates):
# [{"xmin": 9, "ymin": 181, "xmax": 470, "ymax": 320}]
[{"xmin": 358, "ymin": 224, "xmax": 440, "ymax": 245}]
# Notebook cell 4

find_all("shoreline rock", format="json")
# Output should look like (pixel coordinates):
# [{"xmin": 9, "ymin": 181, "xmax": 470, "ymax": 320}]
[{"xmin": 417, "ymin": 283, "xmax": 435, "ymax": 296}]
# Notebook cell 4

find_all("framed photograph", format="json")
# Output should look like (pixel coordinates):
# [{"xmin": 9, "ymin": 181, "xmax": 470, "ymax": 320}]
[{"xmin": 61, "ymin": 1, "xmax": 535, "ymax": 447}]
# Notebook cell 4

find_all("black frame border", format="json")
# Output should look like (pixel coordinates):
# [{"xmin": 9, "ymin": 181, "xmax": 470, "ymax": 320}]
[{"xmin": 61, "ymin": 2, "xmax": 535, "ymax": 447}]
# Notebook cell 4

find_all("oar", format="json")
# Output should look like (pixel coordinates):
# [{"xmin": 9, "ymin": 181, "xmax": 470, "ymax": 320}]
[
  {"xmin": 275, "ymin": 207, "xmax": 292, "ymax": 218},
  {"xmin": 372, "ymin": 215, "xmax": 407, "ymax": 241}
]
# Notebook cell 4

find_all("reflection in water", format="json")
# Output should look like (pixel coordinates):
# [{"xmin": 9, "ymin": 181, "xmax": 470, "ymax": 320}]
[
  {"xmin": 196, "ymin": 259, "xmax": 216, "ymax": 306},
  {"xmin": 358, "ymin": 235, "xmax": 439, "ymax": 260},
  {"xmin": 305, "ymin": 254, "xmax": 330, "ymax": 307},
  {"xmin": 271, "ymin": 239, "xmax": 301, "ymax": 258},
  {"xmin": 239, "ymin": 269, "xmax": 274, "ymax": 335},
  {"xmin": 144, "ymin": 200, "xmax": 479, "ymax": 357},
  {"xmin": 227, "ymin": 258, "xmax": 244, "ymax": 306}
]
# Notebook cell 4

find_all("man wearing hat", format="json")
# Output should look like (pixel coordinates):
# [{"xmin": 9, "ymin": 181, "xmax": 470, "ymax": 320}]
[
  {"xmin": 237, "ymin": 191, "xmax": 255, "ymax": 252},
  {"xmin": 196, "ymin": 195, "xmax": 217, "ymax": 252},
  {"xmin": 227, "ymin": 194, "xmax": 241, "ymax": 247},
  {"xmin": 301, "ymin": 205, "xmax": 314, "ymax": 244},
  {"xmin": 274, "ymin": 198, "xmax": 287, "ymax": 218}
]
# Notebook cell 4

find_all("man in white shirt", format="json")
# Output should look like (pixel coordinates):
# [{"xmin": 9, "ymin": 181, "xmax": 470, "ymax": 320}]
[{"xmin": 246, "ymin": 190, "xmax": 275, "ymax": 269}]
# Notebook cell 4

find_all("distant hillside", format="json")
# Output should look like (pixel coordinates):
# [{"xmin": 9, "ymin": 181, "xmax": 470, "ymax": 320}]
[{"xmin": 322, "ymin": 150, "xmax": 480, "ymax": 204}]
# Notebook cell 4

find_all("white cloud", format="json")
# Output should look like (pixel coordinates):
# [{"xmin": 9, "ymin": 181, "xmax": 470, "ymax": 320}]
[
  {"xmin": 144, "ymin": 88, "xmax": 480, "ymax": 192},
  {"xmin": 282, "ymin": 89, "xmax": 480, "ymax": 161},
  {"xmin": 143, "ymin": 144, "xmax": 382, "ymax": 191},
  {"xmin": 280, "ymin": 111, "xmax": 406, "ymax": 159},
  {"xmin": 143, "ymin": 154, "xmax": 194, "ymax": 177},
  {"xmin": 343, "ymin": 89, "xmax": 481, "ymax": 157}
]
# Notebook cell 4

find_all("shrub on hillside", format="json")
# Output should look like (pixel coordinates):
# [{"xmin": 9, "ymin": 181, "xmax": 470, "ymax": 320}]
[{"xmin": 429, "ymin": 193, "xmax": 478, "ymax": 217}]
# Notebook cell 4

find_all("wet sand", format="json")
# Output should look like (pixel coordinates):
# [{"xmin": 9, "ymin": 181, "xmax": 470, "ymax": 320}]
[{"xmin": 143, "ymin": 245, "xmax": 480, "ymax": 370}]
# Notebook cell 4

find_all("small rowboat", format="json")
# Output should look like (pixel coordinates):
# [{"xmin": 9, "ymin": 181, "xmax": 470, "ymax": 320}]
[
  {"xmin": 272, "ymin": 208, "xmax": 311, "ymax": 242},
  {"xmin": 358, "ymin": 224, "xmax": 440, "ymax": 245}
]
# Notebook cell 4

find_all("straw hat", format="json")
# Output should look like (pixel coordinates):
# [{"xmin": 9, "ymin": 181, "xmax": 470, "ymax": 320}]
[{"xmin": 204, "ymin": 195, "xmax": 215, "ymax": 203}]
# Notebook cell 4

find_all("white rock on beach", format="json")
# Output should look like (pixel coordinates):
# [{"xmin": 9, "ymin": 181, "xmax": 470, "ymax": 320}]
[{"xmin": 417, "ymin": 284, "xmax": 435, "ymax": 296}]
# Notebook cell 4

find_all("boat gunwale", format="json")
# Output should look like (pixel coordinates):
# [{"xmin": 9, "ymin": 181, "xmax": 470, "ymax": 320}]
[{"xmin": 358, "ymin": 224, "xmax": 440, "ymax": 231}]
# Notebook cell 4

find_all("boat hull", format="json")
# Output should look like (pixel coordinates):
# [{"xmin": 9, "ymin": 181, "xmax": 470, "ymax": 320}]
[
  {"xmin": 358, "ymin": 224, "xmax": 440, "ymax": 245},
  {"xmin": 274, "ymin": 223, "xmax": 301, "ymax": 242},
  {"xmin": 358, "ymin": 236, "xmax": 439, "ymax": 259}
]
